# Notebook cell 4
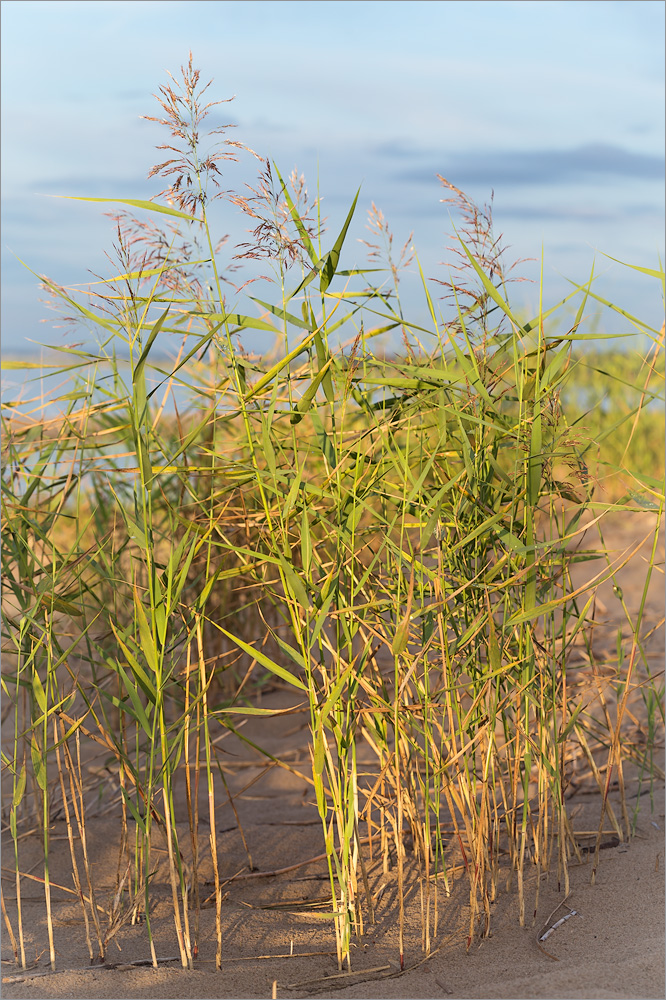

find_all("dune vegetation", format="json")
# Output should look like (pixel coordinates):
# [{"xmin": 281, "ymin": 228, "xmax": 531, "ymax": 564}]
[{"xmin": 2, "ymin": 55, "xmax": 664, "ymax": 976}]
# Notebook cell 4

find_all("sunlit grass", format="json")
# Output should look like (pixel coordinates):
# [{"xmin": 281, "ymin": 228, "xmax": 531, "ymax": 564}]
[{"xmin": 1, "ymin": 53, "xmax": 664, "ymax": 975}]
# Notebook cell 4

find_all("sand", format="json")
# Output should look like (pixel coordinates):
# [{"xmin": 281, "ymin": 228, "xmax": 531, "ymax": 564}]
[
  {"xmin": 2, "ymin": 515, "xmax": 664, "ymax": 1000},
  {"xmin": 2, "ymin": 785, "xmax": 663, "ymax": 1000}
]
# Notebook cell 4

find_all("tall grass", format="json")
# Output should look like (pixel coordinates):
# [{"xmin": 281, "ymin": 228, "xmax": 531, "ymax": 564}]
[{"xmin": 2, "ymin": 54, "xmax": 664, "ymax": 973}]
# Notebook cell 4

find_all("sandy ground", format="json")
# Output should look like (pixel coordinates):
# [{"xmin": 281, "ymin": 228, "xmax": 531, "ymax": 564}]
[
  {"xmin": 2, "ymin": 514, "xmax": 664, "ymax": 1000},
  {"xmin": 1, "ymin": 786, "xmax": 664, "ymax": 1000}
]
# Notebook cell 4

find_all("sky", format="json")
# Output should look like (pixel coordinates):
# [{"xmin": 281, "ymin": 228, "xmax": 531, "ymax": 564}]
[{"xmin": 1, "ymin": 0, "xmax": 664, "ymax": 358}]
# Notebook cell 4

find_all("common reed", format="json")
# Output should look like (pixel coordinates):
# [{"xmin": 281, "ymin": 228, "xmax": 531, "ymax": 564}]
[{"xmin": 1, "ymin": 54, "xmax": 663, "ymax": 976}]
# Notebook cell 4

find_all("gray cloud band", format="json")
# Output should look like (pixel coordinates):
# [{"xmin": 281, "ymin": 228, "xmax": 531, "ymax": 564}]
[{"xmin": 392, "ymin": 144, "xmax": 664, "ymax": 186}]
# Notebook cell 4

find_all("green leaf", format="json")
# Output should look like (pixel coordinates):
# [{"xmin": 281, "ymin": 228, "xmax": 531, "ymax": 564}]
[
  {"xmin": 108, "ymin": 626, "xmax": 157, "ymax": 703},
  {"xmin": 146, "ymin": 327, "xmax": 220, "ymax": 402},
  {"xmin": 290, "ymin": 356, "xmax": 335, "ymax": 423},
  {"xmin": 273, "ymin": 164, "xmax": 319, "ymax": 267},
  {"xmin": 319, "ymin": 188, "xmax": 361, "ymax": 294},
  {"xmin": 488, "ymin": 621, "xmax": 501, "ymax": 674},
  {"xmin": 134, "ymin": 307, "xmax": 171, "ymax": 389},
  {"xmin": 196, "ymin": 310, "xmax": 281, "ymax": 334},
  {"xmin": 15, "ymin": 260, "xmax": 120, "ymax": 336},
  {"xmin": 594, "ymin": 250, "xmax": 665, "ymax": 285},
  {"xmin": 245, "ymin": 328, "xmax": 321, "ymax": 400},
  {"xmin": 116, "ymin": 662, "xmax": 153, "ymax": 738},
  {"xmin": 106, "ymin": 483, "xmax": 148, "ymax": 549},
  {"xmin": 13, "ymin": 764, "xmax": 27, "ymax": 808},
  {"xmin": 313, "ymin": 329, "xmax": 335, "ymax": 404},
  {"xmin": 309, "ymin": 589, "xmax": 336, "ymax": 650},
  {"xmin": 539, "ymin": 342, "xmax": 571, "ymax": 394},
  {"xmin": 559, "ymin": 703, "xmax": 589, "ymax": 743},
  {"xmin": 170, "ymin": 534, "xmax": 201, "ymax": 612},
  {"xmin": 2, "ymin": 360, "xmax": 75, "ymax": 371},
  {"xmin": 562, "ymin": 279, "xmax": 663, "ymax": 338},
  {"xmin": 528, "ymin": 414, "xmax": 543, "ymax": 506},
  {"xmin": 31, "ymin": 670, "xmax": 47, "ymax": 715},
  {"xmin": 300, "ymin": 508, "xmax": 312, "ymax": 575},
  {"xmin": 392, "ymin": 616, "xmax": 411, "ymax": 658},
  {"xmin": 86, "ymin": 259, "xmax": 210, "ymax": 287},
  {"xmin": 260, "ymin": 418, "xmax": 277, "ymax": 477},
  {"xmin": 214, "ymin": 626, "xmax": 308, "ymax": 692},
  {"xmin": 31, "ymin": 736, "xmax": 47, "ymax": 791},
  {"xmin": 495, "ymin": 526, "xmax": 528, "ymax": 556},
  {"xmin": 215, "ymin": 705, "xmax": 302, "ymax": 716},
  {"xmin": 314, "ymin": 771, "xmax": 327, "ymax": 820},
  {"xmin": 450, "ymin": 510, "xmax": 505, "ymax": 555},
  {"xmin": 310, "ymin": 410, "xmax": 337, "ymax": 469},
  {"xmin": 282, "ymin": 467, "xmax": 305, "ymax": 519},
  {"xmin": 133, "ymin": 590, "xmax": 159, "ymax": 674},
  {"xmin": 313, "ymin": 725, "xmax": 326, "ymax": 775},
  {"xmin": 272, "ymin": 633, "xmax": 307, "ymax": 669},
  {"xmin": 278, "ymin": 552, "xmax": 310, "ymax": 610},
  {"xmin": 319, "ymin": 663, "xmax": 354, "ymax": 726},
  {"xmin": 121, "ymin": 785, "xmax": 147, "ymax": 833},
  {"xmin": 133, "ymin": 430, "xmax": 153, "ymax": 486},
  {"xmin": 250, "ymin": 296, "xmax": 311, "ymax": 331},
  {"xmin": 456, "ymin": 234, "xmax": 527, "ymax": 333},
  {"xmin": 52, "ymin": 195, "xmax": 197, "ymax": 221}
]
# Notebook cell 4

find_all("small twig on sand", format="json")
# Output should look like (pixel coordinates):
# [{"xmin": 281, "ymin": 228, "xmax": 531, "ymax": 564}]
[
  {"xmin": 286, "ymin": 965, "xmax": 391, "ymax": 990},
  {"xmin": 2, "ymin": 956, "xmax": 180, "ymax": 984},
  {"xmin": 539, "ymin": 907, "xmax": 578, "ymax": 941},
  {"xmin": 287, "ymin": 947, "xmax": 442, "ymax": 993},
  {"xmin": 217, "ymin": 951, "xmax": 337, "ymax": 963},
  {"xmin": 535, "ymin": 897, "xmax": 580, "ymax": 959},
  {"xmin": 205, "ymin": 835, "xmax": 374, "ymax": 889}
]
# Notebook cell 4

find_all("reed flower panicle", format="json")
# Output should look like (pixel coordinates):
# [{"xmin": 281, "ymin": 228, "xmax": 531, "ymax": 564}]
[
  {"xmin": 231, "ymin": 159, "xmax": 324, "ymax": 274},
  {"xmin": 143, "ymin": 50, "xmax": 258, "ymax": 215},
  {"xmin": 360, "ymin": 201, "xmax": 414, "ymax": 289},
  {"xmin": 435, "ymin": 175, "xmax": 532, "ymax": 342}
]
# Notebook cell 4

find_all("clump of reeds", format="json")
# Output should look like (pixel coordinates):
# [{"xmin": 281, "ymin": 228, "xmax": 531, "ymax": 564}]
[{"xmin": 1, "ymin": 53, "xmax": 663, "ymax": 975}]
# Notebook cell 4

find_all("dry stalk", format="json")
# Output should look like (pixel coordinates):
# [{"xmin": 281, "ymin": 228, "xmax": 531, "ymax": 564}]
[
  {"xmin": 162, "ymin": 787, "xmax": 190, "ymax": 968},
  {"xmin": 62, "ymin": 730, "xmax": 105, "ymax": 957},
  {"xmin": 54, "ymin": 719, "xmax": 94, "ymax": 962},
  {"xmin": 1, "ymin": 888, "xmax": 19, "ymax": 966},
  {"xmin": 197, "ymin": 618, "xmax": 222, "ymax": 968},
  {"xmin": 183, "ymin": 638, "xmax": 201, "ymax": 957}
]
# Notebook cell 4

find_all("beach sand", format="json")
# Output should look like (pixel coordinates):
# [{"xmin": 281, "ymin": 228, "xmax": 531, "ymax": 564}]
[{"xmin": 2, "ymin": 515, "xmax": 664, "ymax": 1000}]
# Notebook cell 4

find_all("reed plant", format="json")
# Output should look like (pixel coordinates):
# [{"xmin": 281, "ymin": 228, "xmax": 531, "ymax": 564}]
[{"xmin": 1, "ymin": 54, "xmax": 664, "ymax": 974}]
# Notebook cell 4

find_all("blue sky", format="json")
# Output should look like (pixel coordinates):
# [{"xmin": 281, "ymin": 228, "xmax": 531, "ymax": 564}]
[{"xmin": 1, "ymin": 0, "xmax": 664, "ymax": 355}]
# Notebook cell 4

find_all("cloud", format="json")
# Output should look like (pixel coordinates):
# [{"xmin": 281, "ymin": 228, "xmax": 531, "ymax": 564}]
[
  {"xmin": 394, "ymin": 144, "xmax": 665, "ymax": 187},
  {"xmin": 27, "ymin": 176, "xmax": 152, "ymax": 197},
  {"xmin": 373, "ymin": 139, "xmax": 439, "ymax": 160},
  {"xmin": 495, "ymin": 201, "xmax": 662, "ymax": 224},
  {"xmin": 494, "ymin": 205, "xmax": 616, "ymax": 223},
  {"xmin": 115, "ymin": 90, "xmax": 147, "ymax": 101}
]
